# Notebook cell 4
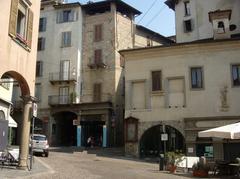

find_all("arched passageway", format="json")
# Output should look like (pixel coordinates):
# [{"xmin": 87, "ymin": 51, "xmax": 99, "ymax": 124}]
[
  {"xmin": 139, "ymin": 125, "xmax": 185, "ymax": 158},
  {"xmin": 52, "ymin": 111, "xmax": 77, "ymax": 146}
]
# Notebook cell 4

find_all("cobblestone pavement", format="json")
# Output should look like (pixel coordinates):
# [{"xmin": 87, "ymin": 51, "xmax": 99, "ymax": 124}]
[{"xmin": 29, "ymin": 148, "xmax": 221, "ymax": 179}]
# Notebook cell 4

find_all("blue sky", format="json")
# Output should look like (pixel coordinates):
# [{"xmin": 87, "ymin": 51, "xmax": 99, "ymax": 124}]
[{"xmin": 68, "ymin": 0, "xmax": 176, "ymax": 37}]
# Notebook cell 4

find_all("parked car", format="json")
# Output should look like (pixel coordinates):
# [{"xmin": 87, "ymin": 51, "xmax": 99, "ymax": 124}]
[{"xmin": 30, "ymin": 134, "xmax": 49, "ymax": 157}]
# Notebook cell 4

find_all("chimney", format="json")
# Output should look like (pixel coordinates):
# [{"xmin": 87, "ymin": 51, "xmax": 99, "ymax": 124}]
[{"xmin": 209, "ymin": 10, "xmax": 232, "ymax": 40}]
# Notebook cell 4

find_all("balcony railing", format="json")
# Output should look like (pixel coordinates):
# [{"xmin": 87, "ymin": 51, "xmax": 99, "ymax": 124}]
[
  {"xmin": 49, "ymin": 72, "xmax": 76, "ymax": 84},
  {"xmin": 48, "ymin": 93, "xmax": 112, "ymax": 106},
  {"xmin": 88, "ymin": 62, "xmax": 107, "ymax": 69}
]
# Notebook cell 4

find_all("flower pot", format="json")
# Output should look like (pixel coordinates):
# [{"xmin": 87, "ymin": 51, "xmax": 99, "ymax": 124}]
[
  {"xmin": 193, "ymin": 170, "xmax": 208, "ymax": 177},
  {"xmin": 167, "ymin": 164, "xmax": 177, "ymax": 173}
]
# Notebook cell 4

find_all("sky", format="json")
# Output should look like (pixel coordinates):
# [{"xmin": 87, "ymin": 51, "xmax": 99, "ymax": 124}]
[{"xmin": 68, "ymin": 0, "xmax": 176, "ymax": 37}]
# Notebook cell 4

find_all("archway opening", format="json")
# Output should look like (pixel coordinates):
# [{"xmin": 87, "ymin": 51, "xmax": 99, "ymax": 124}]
[
  {"xmin": 139, "ymin": 125, "xmax": 185, "ymax": 158},
  {"xmin": 52, "ymin": 111, "xmax": 77, "ymax": 146}
]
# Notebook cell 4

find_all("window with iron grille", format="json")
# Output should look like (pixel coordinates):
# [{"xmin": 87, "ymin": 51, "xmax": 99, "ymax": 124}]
[
  {"xmin": 232, "ymin": 64, "xmax": 240, "ymax": 86},
  {"xmin": 184, "ymin": 19, "xmax": 193, "ymax": 32},
  {"xmin": 190, "ymin": 67, "xmax": 203, "ymax": 89}
]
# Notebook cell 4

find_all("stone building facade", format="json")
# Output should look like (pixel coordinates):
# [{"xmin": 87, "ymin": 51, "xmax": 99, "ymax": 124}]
[
  {"xmin": 13, "ymin": 0, "xmax": 172, "ymax": 148},
  {"xmin": 121, "ymin": 0, "xmax": 240, "ymax": 160},
  {"xmin": 0, "ymin": 0, "xmax": 40, "ymax": 169}
]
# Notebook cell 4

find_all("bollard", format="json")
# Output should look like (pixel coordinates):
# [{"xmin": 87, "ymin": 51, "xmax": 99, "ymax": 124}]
[{"xmin": 159, "ymin": 153, "xmax": 164, "ymax": 171}]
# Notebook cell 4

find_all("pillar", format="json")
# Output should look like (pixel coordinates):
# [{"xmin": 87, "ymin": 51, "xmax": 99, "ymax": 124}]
[
  {"xmin": 103, "ymin": 125, "xmax": 107, "ymax": 147},
  {"xmin": 77, "ymin": 125, "xmax": 81, "ymax": 147},
  {"xmin": 18, "ymin": 96, "xmax": 32, "ymax": 170}
]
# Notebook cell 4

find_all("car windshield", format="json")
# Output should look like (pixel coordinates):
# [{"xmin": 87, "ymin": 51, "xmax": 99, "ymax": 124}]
[{"xmin": 33, "ymin": 135, "xmax": 46, "ymax": 141}]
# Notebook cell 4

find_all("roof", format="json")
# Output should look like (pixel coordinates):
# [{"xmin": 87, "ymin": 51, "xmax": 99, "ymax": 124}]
[
  {"xmin": 165, "ymin": 0, "xmax": 178, "ymax": 11},
  {"xmin": 136, "ymin": 25, "xmax": 174, "ymax": 44},
  {"xmin": 53, "ymin": 2, "xmax": 81, "ymax": 9},
  {"xmin": 119, "ymin": 35, "xmax": 240, "ymax": 54},
  {"xmin": 82, "ymin": 0, "xmax": 141, "ymax": 16}
]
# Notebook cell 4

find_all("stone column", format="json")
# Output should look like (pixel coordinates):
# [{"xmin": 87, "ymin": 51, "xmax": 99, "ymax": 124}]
[{"xmin": 18, "ymin": 96, "xmax": 32, "ymax": 170}]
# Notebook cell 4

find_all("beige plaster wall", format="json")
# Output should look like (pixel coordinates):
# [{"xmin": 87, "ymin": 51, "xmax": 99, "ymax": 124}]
[{"xmin": 0, "ymin": 0, "xmax": 40, "ymax": 96}]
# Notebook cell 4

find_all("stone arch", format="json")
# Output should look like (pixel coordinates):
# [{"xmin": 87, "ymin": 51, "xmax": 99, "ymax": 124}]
[
  {"xmin": 138, "ymin": 120, "xmax": 184, "ymax": 141},
  {"xmin": 138, "ymin": 122, "xmax": 185, "ymax": 158},
  {"xmin": 1, "ymin": 71, "xmax": 30, "ymax": 96}
]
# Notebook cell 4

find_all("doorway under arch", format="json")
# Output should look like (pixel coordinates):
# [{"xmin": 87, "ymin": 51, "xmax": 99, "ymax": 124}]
[
  {"xmin": 52, "ymin": 111, "xmax": 77, "ymax": 146},
  {"xmin": 139, "ymin": 125, "xmax": 185, "ymax": 158}
]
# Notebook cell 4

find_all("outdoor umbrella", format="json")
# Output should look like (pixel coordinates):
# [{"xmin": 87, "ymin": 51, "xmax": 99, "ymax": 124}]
[{"xmin": 198, "ymin": 122, "xmax": 240, "ymax": 139}]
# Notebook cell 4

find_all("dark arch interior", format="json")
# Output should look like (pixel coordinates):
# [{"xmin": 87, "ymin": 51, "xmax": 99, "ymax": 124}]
[
  {"xmin": 140, "ymin": 125, "xmax": 185, "ymax": 158},
  {"xmin": 52, "ymin": 112, "xmax": 77, "ymax": 146}
]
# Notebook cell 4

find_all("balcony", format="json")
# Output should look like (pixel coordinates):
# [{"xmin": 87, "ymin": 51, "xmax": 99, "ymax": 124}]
[
  {"xmin": 49, "ymin": 72, "xmax": 76, "ymax": 85},
  {"xmin": 48, "ymin": 95, "xmax": 75, "ymax": 106},
  {"xmin": 88, "ymin": 62, "xmax": 107, "ymax": 69}
]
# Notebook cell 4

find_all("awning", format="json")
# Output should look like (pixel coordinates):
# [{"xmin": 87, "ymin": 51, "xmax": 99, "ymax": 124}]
[
  {"xmin": 198, "ymin": 122, "xmax": 240, "ymax": 139},
  {"xmin": 8, "ymin": 116, "xmax": 17, "ymax": 128}
]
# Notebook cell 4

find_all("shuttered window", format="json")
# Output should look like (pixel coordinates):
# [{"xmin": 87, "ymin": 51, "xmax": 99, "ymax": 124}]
[
  {"xmin": 36, "ymin": 61, "xmax": 43, "ymax": 77},
  {"xmin": 93, "ymin": 83, "xmax": 102, "ymax": 102},
  {"xmin": 152, "ymin": 71, "xmax": 162, "ymax": 91},
  {"xmin": 37, "ymin": 37, "xmax": 45, "ymax": 51},
  {"xmin": 9, "ymin": 0, "xmax": 34, "ymax": 49},
  {"xmin": 94, "ymin": 24, "xmax": 103, "ymax": 42},
  {"xmin": 94, "ymin": 49, "xmax": 102, "ymax": 64},
  {"xmin": 190, "ymin": 67, "xmax": 203, "ymax": 89},
  {"xmin": 62, "ymin": 31, "xmax": 71, "ymax": 47},
  {"xmin": 57, "ymin": 10, "xmax": 76, "ymax": 23},
  {"xmin": 39, "ymin": 17, "xmax": 47, "ymax": 32}
]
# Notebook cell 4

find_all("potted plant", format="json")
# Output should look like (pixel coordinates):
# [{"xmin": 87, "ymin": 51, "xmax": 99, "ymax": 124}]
[
  {"xmin": 70, "ymin": 91, "xmax": 77, "ymax": 103},
  {"xmin": 192, "ymin": 158, "xmax": 210, "ymax": 177},
  {"xmin": 165, "ymin": 151, "xmax": 184, "ymax": 173}
]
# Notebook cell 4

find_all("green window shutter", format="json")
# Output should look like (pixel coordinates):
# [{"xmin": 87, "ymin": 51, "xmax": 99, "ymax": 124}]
[
  {"xmin": 27, "ymin": 9, "xmax": 34, "ymax": 48},
  {"xmin": 9, "ymin": 0, "xmax": 19, "ymax": 37}
]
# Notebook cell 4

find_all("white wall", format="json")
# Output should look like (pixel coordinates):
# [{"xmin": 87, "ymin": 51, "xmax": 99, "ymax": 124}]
[
  {"xmin": 37, "ymin": 5, "xmax": 83, "ymax": 108},
  {"xmin": 175, "ymin": 0, "xmax": 240, "ymax": 43}
]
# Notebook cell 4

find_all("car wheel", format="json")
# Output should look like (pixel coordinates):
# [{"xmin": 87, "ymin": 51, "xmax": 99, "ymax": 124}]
[{"xmin": 45, "ymin": 152, "xmax": 49, "ymax": 157}]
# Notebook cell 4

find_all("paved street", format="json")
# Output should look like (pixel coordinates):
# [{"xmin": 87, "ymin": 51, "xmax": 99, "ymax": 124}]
[{"xmin": 29, "ymin": 148, "xmax": 205, "ymax": 179}]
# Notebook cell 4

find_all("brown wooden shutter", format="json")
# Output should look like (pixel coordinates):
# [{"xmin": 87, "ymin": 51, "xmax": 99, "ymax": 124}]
[
  {"xmin": 152, "ymin": 71, "xmax": 161, "ymax": 91},
  {"xmin": 27, "ymin": 9, "xmax": 34, "ymax": 48},
  {"xmin": 93, "ymin": 83, "xmax": 101, "ymax": 102},
  {"xmin": 94, "ymin": 49, "xmax": 102, "ymax": 64},
  {"xmin": 94, "ymin": 24, "xmax": 102, "ymax": 42},
  {"xmin": 9, "ymin": 0, "xmax": 19, "ymax": 37}
]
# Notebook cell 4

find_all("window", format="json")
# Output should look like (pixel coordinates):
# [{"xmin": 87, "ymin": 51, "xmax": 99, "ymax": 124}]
[
  {"xmin": 147, "ymin": 36, "xmax": 152, "ymax": 47},
  {"xmin": 184, "ymin": 1, "xmax": 190, "ymax": 16},
  {"xmin": 37, "ymin": 37, "xmax": 45, "ymax": 51},
  {"xmin": 184, "ymin": 19, "xmax": 193, "ymax": 32},
  {"xmin": 93, "ymin": 83, "xmax": 102, "ymax": 102},
  {"xmin": 152, "ymin": 71, "xmax": 162, "ymax": 91},
  {"xmin": 232, "ymin": 64, "xmax": 240, "ymax": 86},
  {"xmin": 125, "ymin": 117, "xmax": 138, "ymax": 142},
  {"xmin": 217, "ymin": 21, "xmax": 225, "ymax": 34},
  {"xmin": 0, "ymin": 78, "xmax": 10, "ymax": 90},
  {"xmin": 36, "ymin": 61, "xmax": 43, "ymax": 77},
  {"xmin": 94, "ymin": 24, "xmax": 103, "ymax": 42},
  {"xmin": 9, "ymin": 0, "xmax": 34, "ymax": 48},
  {"xmin": 190, "ymin": 67, "xmax": 203, "ymax": 89},
  {"xmin": 62, "ymin": 31, "xmax": 71, "ymax": 47},
  {"xmin": 57, "ymin": 10, "xmax": 76, "ymax": 23},
  {"xmin": 39, "ymin": 17, "xmax": 47, "ymax": 32},
  {"xmin": 35, "ymin": 83, "xmax": 41, "ymax": 101},
  {"xmin": 94, "ymin": 49, "xmax": 102, "ymax": 64}
]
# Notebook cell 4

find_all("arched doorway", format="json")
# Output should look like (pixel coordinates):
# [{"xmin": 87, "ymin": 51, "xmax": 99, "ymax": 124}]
[
  {"xmin": 139, "ymin": 125, "xmax": 185, "ymax": 158},
  {"xmin": 52, "ymin": 111, "xmax": 77, "ymax": 146}
]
